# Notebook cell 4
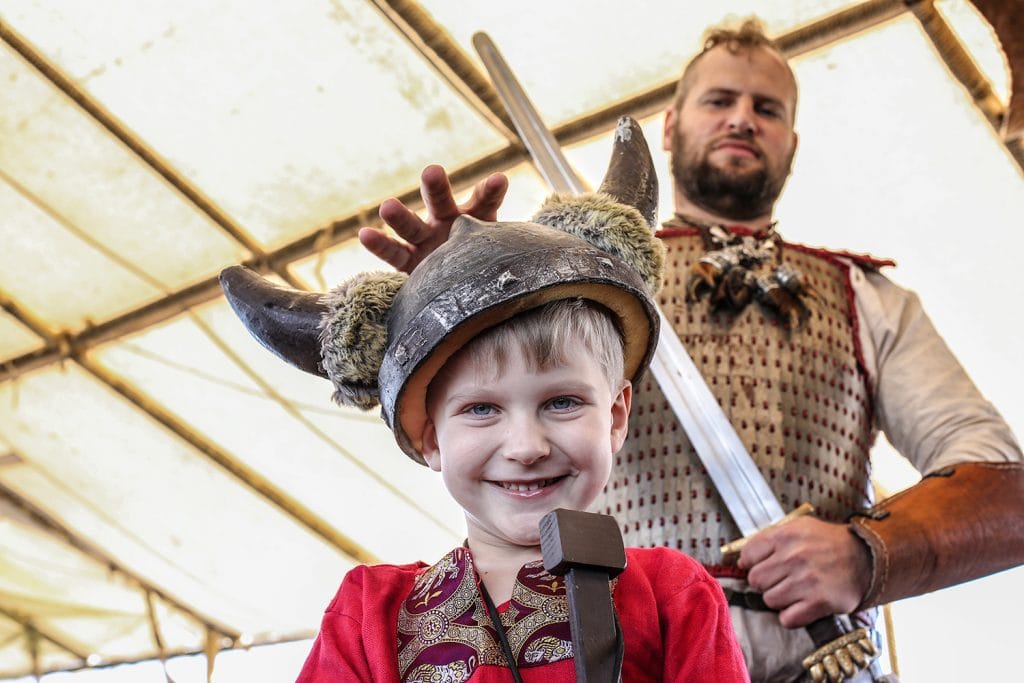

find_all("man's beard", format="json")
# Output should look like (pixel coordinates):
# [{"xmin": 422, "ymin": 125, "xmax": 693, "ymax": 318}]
[{"xmin": 670, "ymin": 132, "xmax": 792, "ymax": 221}]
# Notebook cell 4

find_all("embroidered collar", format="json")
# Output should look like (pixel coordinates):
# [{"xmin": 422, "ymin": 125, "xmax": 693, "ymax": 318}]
[{"xmin": 397, "ymin": 547, "xmax": 577, "ymax": 681}]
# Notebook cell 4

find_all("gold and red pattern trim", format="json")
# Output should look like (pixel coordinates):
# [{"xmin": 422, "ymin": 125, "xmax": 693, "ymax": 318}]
[{"xmin": 397, "ymin": 548, "xmax": 576, "ymax": 681}]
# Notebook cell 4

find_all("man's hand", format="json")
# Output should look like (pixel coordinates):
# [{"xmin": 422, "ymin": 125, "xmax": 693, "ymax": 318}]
[
  {"xmin": 358, "ymin": 164, "xmax": 508, "ymax": 273},
  {"xmin": 738, "ymin": 517, "xmax": 872, "ymax": 628}
]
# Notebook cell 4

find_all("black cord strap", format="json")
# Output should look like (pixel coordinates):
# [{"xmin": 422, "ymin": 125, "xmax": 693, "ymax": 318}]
[{"xmin": 479, "ymin": 582, "xmax": 525, "ymax": 683}]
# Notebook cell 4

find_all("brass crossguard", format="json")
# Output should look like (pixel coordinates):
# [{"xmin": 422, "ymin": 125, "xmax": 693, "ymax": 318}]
[{"xmin": 802, "ymin": 627, "xmax": 880, "ymax": 682}]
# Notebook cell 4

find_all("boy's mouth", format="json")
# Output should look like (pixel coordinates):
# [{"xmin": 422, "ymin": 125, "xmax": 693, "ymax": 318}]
[{"xmin": 493, "ymin": 476, "xmax": 566, "ymax": 493}]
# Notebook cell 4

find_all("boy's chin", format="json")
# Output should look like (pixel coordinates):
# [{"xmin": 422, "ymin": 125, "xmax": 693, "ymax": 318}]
[
  {"xmin": 497, "ymin": 524, "xmax": 543, "ymax": 549},
  {"xmin": 469, "ymin": 519, "xmax": 544, "ymax": 550}
]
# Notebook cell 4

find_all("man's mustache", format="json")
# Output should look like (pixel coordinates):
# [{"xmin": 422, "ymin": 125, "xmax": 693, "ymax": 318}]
[{"xmin": 710, "ymin": 133, "xmax": 763, "ymax": 158}]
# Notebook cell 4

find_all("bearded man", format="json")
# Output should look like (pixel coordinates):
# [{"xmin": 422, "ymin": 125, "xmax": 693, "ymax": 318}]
[{"xmin": 358, "ymin": 20, "xmax": 1023, "ymax": 682}]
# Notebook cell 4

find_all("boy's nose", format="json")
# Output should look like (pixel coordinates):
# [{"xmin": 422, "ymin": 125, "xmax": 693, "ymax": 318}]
[{"xmin": 501, "ymin": 419, "xmax": 551, "ymax": 465}]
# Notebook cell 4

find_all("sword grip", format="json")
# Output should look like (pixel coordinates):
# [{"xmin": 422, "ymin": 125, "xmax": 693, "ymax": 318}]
[{"xmin": 720, "ymin": 502, "xmax": 815, "ymax": 555}]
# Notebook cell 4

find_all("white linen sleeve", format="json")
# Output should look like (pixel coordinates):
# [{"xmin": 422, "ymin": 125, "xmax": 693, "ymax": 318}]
[{"xmin": 850, "ymin": 266, "xmax": 1022, "ymax": 473}]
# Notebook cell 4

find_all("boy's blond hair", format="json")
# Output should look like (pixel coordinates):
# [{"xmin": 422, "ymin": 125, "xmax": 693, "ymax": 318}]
[{"xmin": 428, "ymin": 298, "xmax": 625, "ymax": 405}]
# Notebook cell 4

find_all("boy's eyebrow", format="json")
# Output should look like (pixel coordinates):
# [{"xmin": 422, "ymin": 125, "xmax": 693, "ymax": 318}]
[{"xmin": 438, "ymin": 389, "xmax": 493, "ymax": 409}]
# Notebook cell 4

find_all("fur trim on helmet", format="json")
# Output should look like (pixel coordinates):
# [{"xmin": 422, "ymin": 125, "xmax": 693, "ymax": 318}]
[
  {"xmin": 532, "ymin": 192, "xmax": 665, "ymax": 295},
  {"xmin": 319, "ymin": 270, "xmax": 407, "ymax": 409}
]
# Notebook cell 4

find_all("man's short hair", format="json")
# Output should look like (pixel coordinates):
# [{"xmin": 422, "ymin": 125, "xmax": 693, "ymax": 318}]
[
  {"xmin": 671, "ymin": 18, "xmax": 797, "ymax": 115},
  {"xmin": 429, "ymin": 298, "xmax": 626, "ymax": 402}
]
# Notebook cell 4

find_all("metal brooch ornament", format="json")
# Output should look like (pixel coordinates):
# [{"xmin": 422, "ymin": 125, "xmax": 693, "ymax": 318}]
[{"xmin": 684, "ymin": 221, "xmax": 819, "ymax": 329}]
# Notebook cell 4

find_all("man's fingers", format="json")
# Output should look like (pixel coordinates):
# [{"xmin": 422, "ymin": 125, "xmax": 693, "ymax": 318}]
[
  {"xmin": 777, "ymin": 598, "xmax": 829, "ymax": 629},
  {"xmin": 463, "ymin": 173, "xmax": 509, "ymax": 222},
  {"xmin": 379, "ymin": 198, "xmax": 430, "ymax": 245},
  {"xmin": 357, "ymin": 227, "xmax": 412, "ymax": 272},
  {"xmin": 736, "ymin": 531, "xmax": 776, "ymax": 569},
  {"xmin": 762, "ymin": 576, "xmax": 829, "ymax": 627},
  {"xmin": 745, "ymin": 554, "xmax": 790, "ymax": 594},
  {"xmin": 419, "ymin": 164, "xmax": 460, "ymax": 221}
]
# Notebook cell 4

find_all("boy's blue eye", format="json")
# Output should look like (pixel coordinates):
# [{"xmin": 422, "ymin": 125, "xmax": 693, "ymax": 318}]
[
  {"xmin": 549, "ymin": 396, "xmax": 578, "ymax": 411},
  {"xmin": 469, "ymin": 403, "xmax": 494, "ymax": 416}
]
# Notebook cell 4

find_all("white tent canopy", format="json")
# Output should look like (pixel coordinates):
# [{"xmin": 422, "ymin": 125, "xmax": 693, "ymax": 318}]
[{"xmin": 0, "ymin": 1, "xmax": 1021, "ymax": 680}]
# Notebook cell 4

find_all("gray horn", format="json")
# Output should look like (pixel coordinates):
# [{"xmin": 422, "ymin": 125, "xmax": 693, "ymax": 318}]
[
  {"xmin": 597, "ymin": 116, "xmax": 659, "ymax": 228},
  {"xmin": 219, "ymin": 265, "xmax": 328, "ymax": 377}
]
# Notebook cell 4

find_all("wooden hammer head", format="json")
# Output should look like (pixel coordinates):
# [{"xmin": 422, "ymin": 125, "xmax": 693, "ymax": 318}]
[{"xmin": 540, "ymin": 508, "xmax": 627, "ymax": 577}]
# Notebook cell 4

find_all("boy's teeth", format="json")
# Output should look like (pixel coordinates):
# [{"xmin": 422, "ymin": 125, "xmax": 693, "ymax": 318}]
[{"xmin": 501, "ymin": 478, "xmax": 555, "ymax": 492}]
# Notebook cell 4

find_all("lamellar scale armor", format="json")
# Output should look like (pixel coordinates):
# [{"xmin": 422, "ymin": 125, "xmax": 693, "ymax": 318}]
[{"xmin": 595, "ymin": 227, "xmax": 876, "ymax": 571}]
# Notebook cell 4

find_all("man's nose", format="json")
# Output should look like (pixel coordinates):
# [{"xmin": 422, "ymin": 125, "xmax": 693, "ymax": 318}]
[{"xmin": 726, "ymin": 100, "xmax": 757, "ymax": 135}]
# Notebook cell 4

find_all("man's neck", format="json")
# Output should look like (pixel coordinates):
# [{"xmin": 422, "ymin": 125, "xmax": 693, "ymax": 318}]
[{"xmin": 672, "ymin": 194, "xmax": 775, "ymax": 231}]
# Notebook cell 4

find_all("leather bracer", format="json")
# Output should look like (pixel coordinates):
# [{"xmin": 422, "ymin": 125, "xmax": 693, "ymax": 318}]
[{"xmin": 849, "ymin": 461, "xmax": 1024, "ymax": 610}]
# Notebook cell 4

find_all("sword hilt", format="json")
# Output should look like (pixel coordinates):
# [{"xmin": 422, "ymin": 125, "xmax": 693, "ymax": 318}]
[
  {"xmin": 720, "ymin": 502, "xmax": 815, "ymax": 555},
  {"xmin": 540, "ymin": 508, "xmax": 625, "ymax": 683}
]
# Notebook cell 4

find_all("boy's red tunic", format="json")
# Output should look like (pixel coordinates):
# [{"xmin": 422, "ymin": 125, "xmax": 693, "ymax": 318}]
[{"xmin": 297, "ymin": 545, "xmax": 748, "ymax": 682}]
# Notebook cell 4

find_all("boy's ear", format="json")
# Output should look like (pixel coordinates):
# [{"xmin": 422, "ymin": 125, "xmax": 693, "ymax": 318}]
[
  {"xmin": 420, "ymin": 419, "xmax": 443, "ymax": 472},
  {"xmin": 610, "ymin": 380, "xmax": 632, "ymax": 453}
]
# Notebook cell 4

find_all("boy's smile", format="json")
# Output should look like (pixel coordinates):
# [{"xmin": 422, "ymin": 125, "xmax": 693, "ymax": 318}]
[{"xmin": 421, "ymin": 344, "xmax": 631, "ymax": 551}]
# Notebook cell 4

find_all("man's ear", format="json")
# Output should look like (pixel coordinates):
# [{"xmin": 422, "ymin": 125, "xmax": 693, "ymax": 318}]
[
  {"xmin": 662, "ymin": 106, "xmax": 676, "ymax": 152},
  {"xmin": 420, "ymin": 420, "xmax": 443, "ymax": 472},
  {"xmin": 610, "ymin": 380, "xmax": 632, "ymax": 453}
]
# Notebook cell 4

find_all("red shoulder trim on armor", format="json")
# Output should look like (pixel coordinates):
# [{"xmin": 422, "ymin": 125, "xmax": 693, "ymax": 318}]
[
  {"xmin": 781, "ymin": 242, "xmax": 896, "ymax": 271},
  {"xmin": 782, "ymin": 242, "xmax": 888, "ymax": 403},
  {"xmin": 656, "ymin": 226, "xmax": 702, "ymax": 239}
]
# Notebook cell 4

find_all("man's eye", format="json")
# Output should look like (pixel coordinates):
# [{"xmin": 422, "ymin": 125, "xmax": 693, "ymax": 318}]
[
  {"xmin": 757, "ymin": 104, "xmax": 782, "ymax": 118},
  {"xmin": 469, "ymin": 404, "xmax": 494, "ymax": 416},
  {"xmin": 549, "ymin": 396, "xmax": 579, "ymax": 411}
]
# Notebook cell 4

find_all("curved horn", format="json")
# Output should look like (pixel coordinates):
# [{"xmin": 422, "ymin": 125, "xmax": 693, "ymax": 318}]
[
  {"xmin": 219, "ymin": 266, "xmax": 328, "ymax": 377},
  {"xmin": 597, "ymin": 116, "xmax": 659, "ymax": 228}
]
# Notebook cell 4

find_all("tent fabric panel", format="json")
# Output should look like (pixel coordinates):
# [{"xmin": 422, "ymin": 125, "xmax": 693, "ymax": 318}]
[
  {"xmin": 0, "ymin": 314, "xmax": 40, "ymax": 364},
  {"xmin": 0, "ymin": 624, "xmax": 79, "ymax": 680},
  {"xmin": 423, "ymin": 0, "xmax": 857, "ymax": 128},
  {"xmin": 0, "ymin": 515, "xmax": 205, "ymax": 667},
  {"xmin": 1, "ymin": 0, "xmax": 507, "ymax": 249},
  {"xmin": 0, "ymin": 175, "xmax": 159, "ymax": 333},
  {"xmin": 0, "ymin": 46, "xmax": 246, "ymax": 331},
  {"xmin": 0, "ymin": 365, "xmax": 354, "ymax": 637}
]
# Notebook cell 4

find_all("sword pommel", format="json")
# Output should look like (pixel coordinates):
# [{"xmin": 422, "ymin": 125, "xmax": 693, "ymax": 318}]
[{"xmin": 540, "ymin": 508, "xmax": 627, "ymax": 577}]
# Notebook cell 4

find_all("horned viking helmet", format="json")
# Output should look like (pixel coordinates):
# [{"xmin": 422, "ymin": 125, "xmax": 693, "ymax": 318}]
[{"xmin": 220, "ymin": 117, "xmax": 664, "ymax": 463}]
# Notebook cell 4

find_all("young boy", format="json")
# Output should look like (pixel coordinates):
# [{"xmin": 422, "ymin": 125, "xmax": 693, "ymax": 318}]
[{"xmin": 220, "ymin": 117, "xmax": 748, "ymax": 681}]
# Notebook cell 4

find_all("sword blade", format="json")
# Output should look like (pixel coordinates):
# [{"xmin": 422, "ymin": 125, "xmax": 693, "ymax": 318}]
[
  {"xmin": 473, "ymin": 33, "xmax": 588, "ymax": 195},
  {"xmin": 473, "ymin": 32, "xmax": 784, "ymax": 536},
  {"xmin": 649, "ymin": 311, "xmax": 785, "ymax": 535}
]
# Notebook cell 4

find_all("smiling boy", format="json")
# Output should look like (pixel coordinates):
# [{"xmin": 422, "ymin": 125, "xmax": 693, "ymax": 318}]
[
  {"xmin": 420, "ymin": 299, "xmax": 630, "ymax": 609},
  {"xmin": 221, "ymin": 118, "xmax": 747, "ymax": 682}
]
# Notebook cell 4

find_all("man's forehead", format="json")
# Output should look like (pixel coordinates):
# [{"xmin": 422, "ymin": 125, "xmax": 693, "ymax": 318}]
[{"xmin": 687, "ymin": 45, "xmax": 796, "ymax": 106}]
